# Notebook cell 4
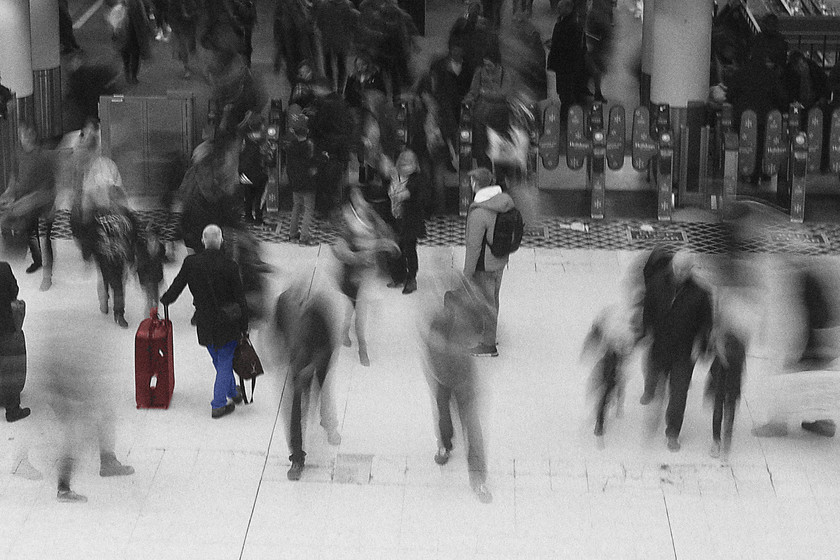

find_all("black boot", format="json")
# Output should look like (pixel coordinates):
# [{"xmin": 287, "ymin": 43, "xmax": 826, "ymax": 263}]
[
  {"xmin": 6, "ymin": 406, "xmax": 31, "ymax": 422},
  {"xmin": 114, "ymin": 312, "xmax": 129, "ymax": 329}
]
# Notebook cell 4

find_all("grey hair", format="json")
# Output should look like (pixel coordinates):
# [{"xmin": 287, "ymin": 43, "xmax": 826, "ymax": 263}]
[{"xmin": 202, "ymin": 224, "xmax": 223, "ymax": 249}]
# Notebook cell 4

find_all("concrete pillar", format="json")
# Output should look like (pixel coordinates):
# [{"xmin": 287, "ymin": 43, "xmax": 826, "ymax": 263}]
[
  {"xmin": 30, "ymin": 0, "xmax": 63, "ymax": 138},
  {"xmin": 650, "ymin": 0, "xmax": 713, "ymax": 108},
  {"xmin": 0, "ymin": 0, "xmax": 35, "ymax": 126},
  {"xmin": 639, "ymin": 0, "xmax": 655, "ymax": 107}
]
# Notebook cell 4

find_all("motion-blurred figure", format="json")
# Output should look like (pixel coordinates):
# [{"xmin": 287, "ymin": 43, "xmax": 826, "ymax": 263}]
[
  {"xmin": 112, "ymin": 0, "xmax": 154, "ymax": 85},
  {"xmin": 0, "ymin": 123, "xmax": 58, "ymax": 291},
  {"xmin": 273, "ymin": 0, "xmax": 319, "ymax": 87},
  {"xmin": 384, "ymin": 149, "xmax": 427, "ymax": 294},
  {"xmin": 639, "ymin": 250, "xmax": 713, "ymax": 452},
  {"xmin": 59, "ymin": 0, "xmax": 82, "ymax": 54},
  {"xmin": 705, "ymin": 319, "xmax": 746, "ymax": 460},
  {"xmin": 547, "ymin": 0, "xmax": 589, "ymax": 117},
  {"xmin": 423, "ymin": 280, "xmax": 492, "ymax": 503},
  {"xmin": 238, "ymin": 117, "xmax": 271, "ymax": 224},
  {"xmin": 0, "ymin": 262, "xmax": 29, "ymax": 423},
  {"xmin": 284, "ymin": 111, "xmax": 319, "ymax": 245},
  {"xmin": 274, "ymin": 284, "xmax": 342, "ymax": 481},
  {"xmin": 169, "ymin": 0, "xmax": 200, "ymax": 78},
  {"xmin": 136, "ymin": 222, "xmax": 167, "ymax": 313},
  {"xmin": 64, "ymin": 55, "xmax": 121, "ymax": 131},
  {"xmin": 88, "ymin": 179, "xmax": 138, "ymax": 328},
  {"xmin": 45, "ymin": 324, "xmax": 135, "ymax": 502},
  {"xmin": 332, "ymin": 186, "xmax": 399, "ymax": 366},
  {"xmin": 581, "ymin": 303, "xmax": 634, "ymax": 440}
]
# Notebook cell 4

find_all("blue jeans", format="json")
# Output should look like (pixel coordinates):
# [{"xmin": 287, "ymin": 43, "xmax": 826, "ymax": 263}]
[{"xmin": 208, "ymin": 340, "xmax": 239, "ymax": 409}]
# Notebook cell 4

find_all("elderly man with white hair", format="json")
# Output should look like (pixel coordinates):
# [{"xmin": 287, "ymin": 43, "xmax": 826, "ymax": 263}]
[{"xmin": 161, "ymin": 225, "xmax": 249, "ymax": 418}]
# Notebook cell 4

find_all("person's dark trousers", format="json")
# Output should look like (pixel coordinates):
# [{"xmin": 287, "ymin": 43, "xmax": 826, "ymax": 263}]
[
  {"xmin": 289, "ymin": 359, "xmax": 330, "ymax": 463},
  {"xmin": 57, "ymin": 456, "xmax": 75, "ymax": 492},
  {"xmin": 712, "ymin": 390, "xmax": 737, "ymax": 446},
  {"xmin": 324, "ymin": 48, "xmax": 349, "ymax": 94},
  {"xmin": 121, "ymin": 35, "xmax": 141, "ymax": 83},
  {"xmin": 98, "ymin": 259, "xmax": 126, "ymax": 315},
  {"xmin": 665, "ymin": 358, "xmax": 694, "ymax": 439},
  {"xmin": 390, "ymin": 230, "xmax": 418, "ymax": 283},
  {"xmin": 433, "ymin": 380, "xmax": 487, "ymax": 486},
  {"xmin": 0, "ymin": 388, "xmax": 21, "ymax": 413},
  {"xmin": 595, "ymin": 350, "xmax": 620, "ymax": 434},
  {"xmin": 481, "ymin": 0, "xmax": 501, "ymax": 29},
  {"xmin": 243, "ymin": 176, "xmax": 267, "ymax": 221},
  {"xmin": 59, "ymin": 0, "xmax": 80, "ymax": 51},
  {"xmin": 27, "ymin": 217, "xmax": 42, "ymax": 268}
]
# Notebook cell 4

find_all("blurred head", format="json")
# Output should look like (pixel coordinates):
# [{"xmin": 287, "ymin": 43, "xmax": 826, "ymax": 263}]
[
  {"xmin": 671, "ymin": 250, "xmax": 694, "ymax": 284},
  {"xmin": 449, "ymin": 45, "xmax": 465, "ymax": 64},
  {"xmin": 468, "ymin": 167, "xmax": 494, "ymax": 192},
  {"xmin": 311, "ymin": 77, "xmax": 332, "ymax": 97},
  {"xmin": 557, "ymin": 0, "xmax": 574, "ymax": 17},
  {"xmin": 297, "ymin": 60, "xmax": 314, "ymax": 81},
  {"xmin": 354, "ymin": 56, "xmax": 370, "ymax": 74},
  {"xmin": 396, "ymin": 149, "xmax": 418, "ymax": 176},
  {"xmin": 79, "ymin": 117, "xmax": 101, "ymax": 150},
  {"xmin": 464, "ymin": 0, "xmax": 482, "ymax": 17},
  {"xmin": 18, "ymin": 122, "xmax": 38, "ymax": 150},
  {"xmin": 202, "ymin": 224, "xmax": 223, "ymax": 250}
]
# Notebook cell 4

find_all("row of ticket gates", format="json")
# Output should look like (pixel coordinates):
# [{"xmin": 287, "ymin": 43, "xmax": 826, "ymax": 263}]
[{"xmin": 246, "ymin": 96, "xmax": 840, "ymax": 223}]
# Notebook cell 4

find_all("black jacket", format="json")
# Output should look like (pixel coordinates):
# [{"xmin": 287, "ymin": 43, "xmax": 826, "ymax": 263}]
[
  {"xmin": 161, "ymin": 248, "xmax": 248, "ymax": 346},
  {"xmin": 0, "ymin": 262, "xmax": 19, "ymax": 335}
]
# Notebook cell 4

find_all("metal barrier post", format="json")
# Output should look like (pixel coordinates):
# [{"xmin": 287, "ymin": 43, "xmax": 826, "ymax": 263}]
[
  {"xmin": 264, "ymin": 99, "xmax": 283, "ymax": 214},
  {"xmin": 722, "ymin": 131, "xmax": 739, "ymax": 209},
  {"xmin": 656, "ymin": 130, "xmax": 674, "ymax": 221},
  {"xmin": 458, "ymin": 103, "xmax": 473, "ymax": 217},
  {"xmin": 790, "ymin": 131, "xmax": 808, "ymax": 223}
]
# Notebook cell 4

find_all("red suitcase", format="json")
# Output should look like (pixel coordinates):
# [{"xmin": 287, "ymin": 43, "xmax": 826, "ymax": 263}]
[{"xmin": 135, "ymin": 306, "xmax": 174, "ymax": 409}]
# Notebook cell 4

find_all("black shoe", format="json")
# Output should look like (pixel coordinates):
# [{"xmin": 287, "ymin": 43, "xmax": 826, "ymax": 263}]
[
  {"xmin": 114, "ymin": 313, "xmax": 129, "ymax": 329},
  {"xmin": 801, "ymin": 420, "xmax": 836, "ymax": 437},
  {"xmin": 287, "ymin": 461, "xmax": 304, "ymax": 481},
  {"xmin": 402, "ymin": 279, "xmax": 417, "ymax": 294},
  {"xmin": 25, "ymin": 262, "xmax": 42, "ymax": 274},
  {"xmin": 469, "ymin": 344, "xmax": 498, "ymax": 357},
  {"xmin": 232, "ymin": 385, "xmax": 244, "ymax": 405},
  {"xmin": 639, "ymin": 392, "xmax": 654, "ymax": 405},
  {"xmin": 211, "ymin": 403, "xmax": 235, "ymax": 418},
  {"xmin": 667, "ymin": 436, "xmax": 680, "ymax": 452},
  {"xmin": 6, "ymin": 406, "xmax": 30, "ymax": 423},
  {"xmin": 386, "ymin": 280, "xmax": 403, "ymax": 289}
]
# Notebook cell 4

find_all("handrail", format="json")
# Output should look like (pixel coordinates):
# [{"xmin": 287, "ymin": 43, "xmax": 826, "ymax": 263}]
[{"xmin": 739, "ymin": 0, "xmax": 762, "ymax": 35}]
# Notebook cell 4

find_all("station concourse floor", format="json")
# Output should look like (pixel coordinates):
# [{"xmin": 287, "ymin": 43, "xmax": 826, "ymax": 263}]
[{"xmin": 4, "ymin": 1, "xmax": 840, "ymax": 558}]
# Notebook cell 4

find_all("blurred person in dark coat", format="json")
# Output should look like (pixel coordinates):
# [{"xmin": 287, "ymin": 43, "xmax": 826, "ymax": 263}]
[
  {"xmin": 308, "ymin": 78, "xmax": 354, "ymax": 215},
  {"xmin": 59, "ymin": 0, "xmax": 82, "ymax": 54},
  {"xmin": 640, "ymin": 250, "xmax": 713, "ymax": 452},
  {"xmin": 284, "ymin": 113, "xmax": 319, "ymax": 245},
  {"xmin": 547, "ymin": 0, "xmax": 589, "ymax": 116},
  {"xmin": 448, "ymin": 0, "xmax": 499, "ymax": 99},
  {"xmin": 136, "ymin": 222, "xmax": 167, "ymax": 313},
  {"xmin": 705, "ymin": 321, "xmax": 747, "ymax": 460},
  {"xmin": 0, "ymin": 123, "xmax": 58, "ymax": 291},
  {"xmin": 113, "ymin": 0, "xmax": 154, "ymax": 85},
  {"xmin": 315, "ymin": 0, "xmax": 360, "ymax": 93},
  {"xmin": 274, "ymin": 284, "xmax": 342, "ymax": 481},
  {"xmin": 423, "ymin": 281, "xmax": 492, "ymax": 503},
  {"xmin": 0, "ymin": 262, "xmax": 29, "ymax": 423},
  {"xmin": 273, "ymin": 0, "xmax": 319, "ymax": 87},
  {"xmin": 169, "ymin": 0, "xmax": 200, "ymax": 78},
  {"xmin": 238, "ymin": 117, "xmax": 271, "ymax": 224},
  {"xmin": 160, "ymin": 225, "xmax": 250, "ymax": 418}
]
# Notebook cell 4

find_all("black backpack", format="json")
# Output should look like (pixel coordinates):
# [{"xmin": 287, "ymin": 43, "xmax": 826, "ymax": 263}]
[{"xmin": 487, "ymin": 207, "xmax": 524, "ymax": 257}]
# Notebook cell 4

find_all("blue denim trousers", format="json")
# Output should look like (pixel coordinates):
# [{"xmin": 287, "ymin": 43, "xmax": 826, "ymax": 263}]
[{"xmin": 207, "ymin": 339, "xmax": 239, "ymax": 409}]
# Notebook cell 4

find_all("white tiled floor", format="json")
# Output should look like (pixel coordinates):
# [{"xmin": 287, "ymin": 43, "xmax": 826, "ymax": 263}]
[{"xmin": 2, "ymin": 239, "xmax": 840, "ymax": 559}]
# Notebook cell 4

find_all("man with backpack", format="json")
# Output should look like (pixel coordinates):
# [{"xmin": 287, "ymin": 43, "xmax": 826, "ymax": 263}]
[{"xmin": 463, "ymin": 167, "xmax": 521, "ymax": 357}]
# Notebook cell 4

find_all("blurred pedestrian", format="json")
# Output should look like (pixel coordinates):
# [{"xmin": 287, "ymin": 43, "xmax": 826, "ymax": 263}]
[
  {"xmin": 385, "ymin": 149, "xmax": 427, "ymax": 294},
  {"xmin": 308, "ymin": 78, "xmax": 354, "ymax": 215},
  {"xmin": 161, "ymin": 225, "xmax": 249, "ymax": 418},
  {"xmin": 332, "ymin": 186, "xmax": 399, "ymax": 366},
  {"xmin": 423, "ymin": 283, "xmax": 492, "ymax": 503},
  {"xmin": 0, "ymin": 262, "xmax": 29, "ymax": 423},
  {"xmin": 581, "ymin": 304, "xmax": 634, "ymax": 438},
  {"xmin": 641, "ymin": 250, "xmax": 713, "ymax": 452},
  {"xmin": 136, "ymin": 222, "xmax": 167, "ymax": 313},
  {"xmin": 113, "ymin": 0, "xmax": 154, "ymax": 85},
  {"xmin": 315, "ymin": 0, "xmax": 360, "ymax": 94},
  {"xmin": 284, "ymin": 112, "xmax": 319, "ymax": 245},
  {"xmin": 705, "ymin": 321, "xmax": 746, "ymax": 460},
  {"xmin": 0, "ymin": 123, "xmax": 58, "ymax": 291},
  {"xmin": 547, "ymin": 0, "xmax": 589, "ymax": 116},
  {"xmin": 239, "ymin": 117, "xmax": 270, "ymax": 224},
  {"xmin": 273, "ymin": 0, "xmax": 319, "ymax": 87},
  {"xmin": 44, "ymin": 323, "xmax": 135, "ymax": 503},
  {"xmin": 463, "ymin": 167, "xmax": 514, "ymax": 358},
  {"xmin": 88, "ymin": 181, "xmax": 138, "ymax": 328},
  {"xmin": 275, "ymin": 286, "xmax": 342, "ymax": 480},
  {"xmin": 169, "ymin": 0, "xmax": 200, "ymax": 78}
]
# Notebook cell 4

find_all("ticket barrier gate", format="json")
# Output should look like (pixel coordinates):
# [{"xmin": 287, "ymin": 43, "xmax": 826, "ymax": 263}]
[
  {"xmin": 264, "ymin": 99, "xmax": 284, "ymax": 214},
  {"xmin": 631, "ymin": 104, "xmax": 675, "ymax": 221},
  {"xmin": 566, "ymin": 102, "xmax": 625, "ymax": 219},
  {"xmin": 721, "ymin": 105, "xmax": 840, "ymax": 223}
]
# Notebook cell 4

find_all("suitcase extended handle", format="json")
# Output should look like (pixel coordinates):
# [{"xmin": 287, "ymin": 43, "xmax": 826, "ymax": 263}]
[{"xmin": 163, "ymin": 304, "xmax": 169, "ymax": 322}]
